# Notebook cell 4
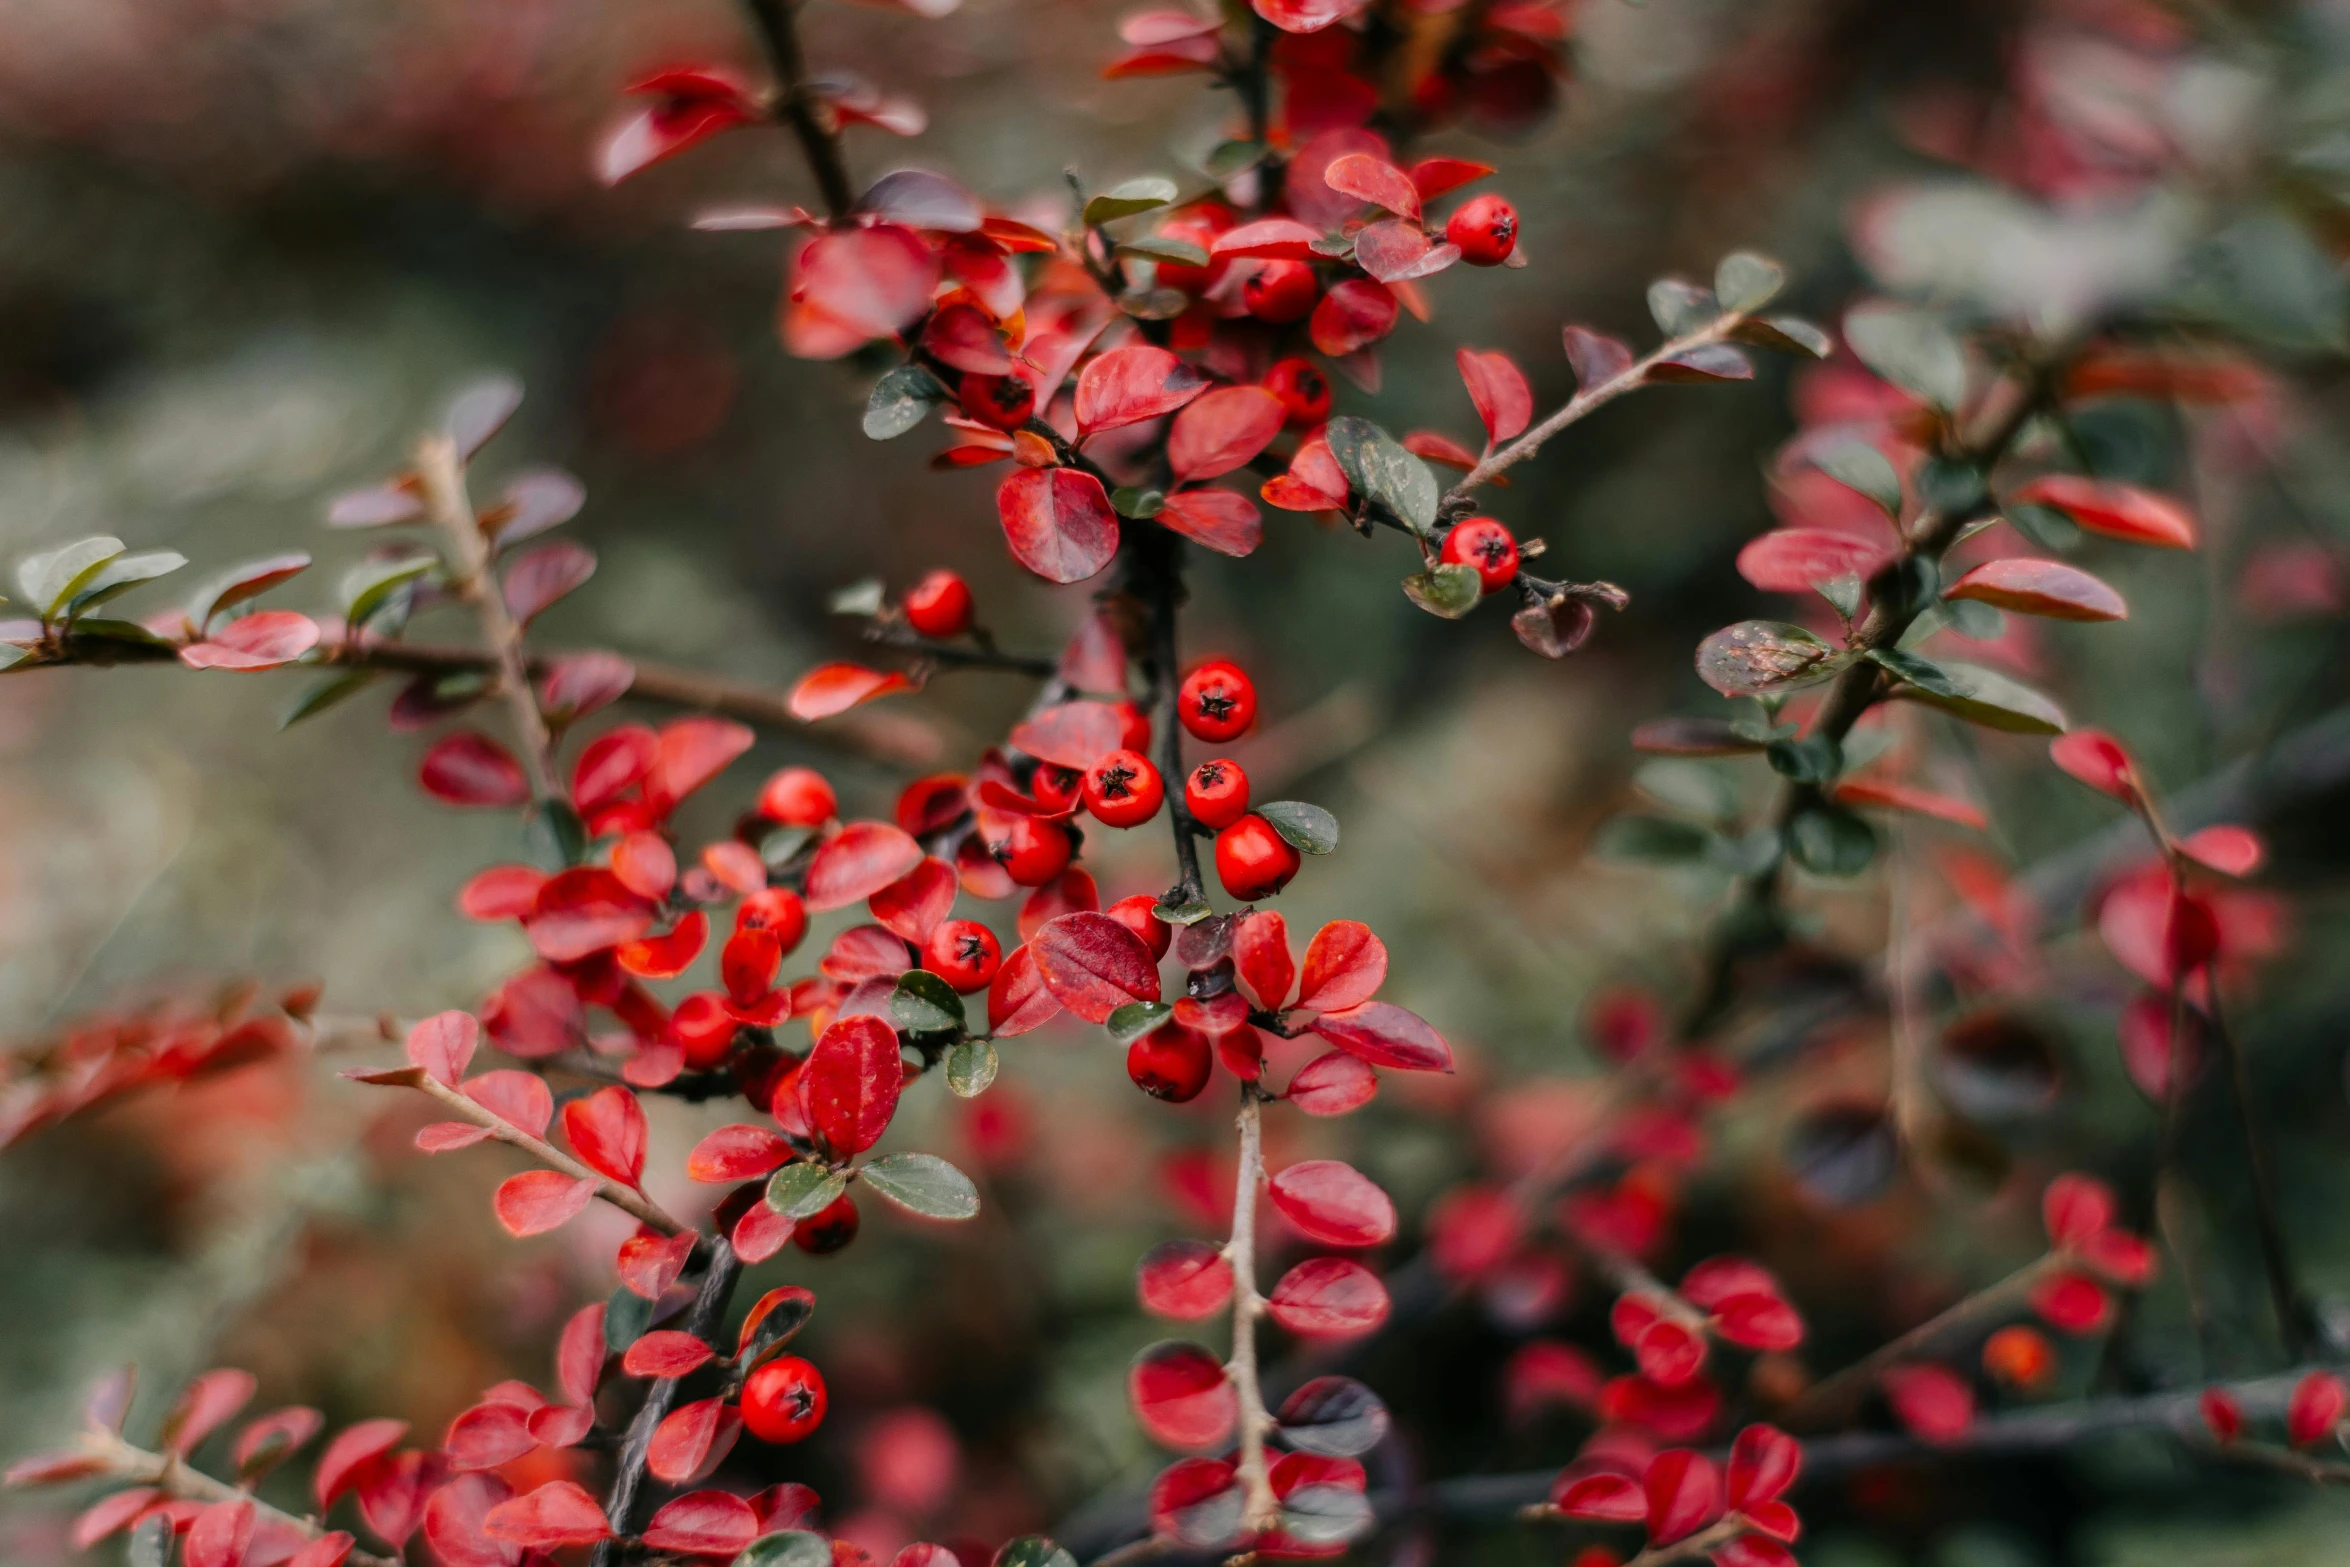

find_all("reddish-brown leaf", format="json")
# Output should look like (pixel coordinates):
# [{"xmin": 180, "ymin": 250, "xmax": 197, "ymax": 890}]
[
  {"xmin": 622, "ymin": 1330, "xmax": 717, "ymax": 1379},
  {"xmin": 597, "ymin": 67, "xmax": 758, "ymax": 184},
  {"xmin": 1324, "ymin": 152, "xmax": 1420, "ymax": 217},
  {"xmin": 1156, "ymin": 489, "xmax": 1263, "ymax": 558},
  {"xmin": 482, "ymin": 1481, "xmax": 612, "ymax": 1547},
  {"xmin": 987, "ymin": 943, "xmax": 1062, "ymax": 1036},
  {"xmin": 419, "ymin": 732, "xmax": 530, "ymax": 808},
  {"xmin": 1137, "ymin": 1239, "xmax": 1235, "ymax": 1320},
  {"xmin": 493, "ymin": 1171, "xmax": 599, "ymax": 1237},
  {"xmin": 804, "ymin": 1014, "xmax": 904, "ymax": 1155},
  {"xmin": 1076, "ymin": 345, "xmax": 1212, "ymax": 434},
  {"xmin": 1267, "ymin": 1257, "xmax": 1390, "ymax": 1337},
  {"xmin": 641, "ymin": 1492, "xmax": 759, "ymax": 1558},
  {"xmin": 1010, "ymin": 701, "xmax": 1127, "ymax": 769},
  {"xmin": 502, "ymin": 541, "xmax": 595, "ymax": 627},
  {"xmin": 1456, "ymin": 347, "xmax": 1532, "ymax": 445},
  {"xmin": 1311, "ymin": 1000, "xmax": 1452, "ymax": 1072},
  {"xmin": 1564, "ymin": 325, "xmax": 1635, "ymax": 388},
  {"xmin": 2011, "ymin": 475, "xmax": 2196, "ymax": 550},
  {"xmin": 1168, "ymin": 386, "xmax": 1286, "ymax": 481},
  {"xmin": 789, "ymin": 663, "xmax": 915, "ymax": 722},
  {"xmin": 1309, "ymin": 280, "xmax": 1398, "ymax": 357},
  {"xmin": 784, "ymin": 225, "xmax": 940, "ymax": 357},
  {"xmin": 806, "ymin": 821, "xmax": 926, "ymax": 911},
  {"xmin": 1267, "ymin": 1160, "xmax": 1396, "ymax": 1247},
  {"xmin": 1354, "ymin": 221, "xmax": 1459, "ymax": 283},
  {"xmin": 562, "ymin": 1085, "xmax": 648, "ymax": 1187},
  {"xmin": 1287, "ymin": 1050, "xmax": 1377, "ymax": 1116},
  {"xmin": 688, "ymin": 1124, "xmax": 794, "ymax": 1183},
  {"xmin": 1030, "ymin": 911, "xmax": 1162, "ymax": 1023},
  {"xmin": 1233, "ymin": 911, "xmax": 1294, "ymax": 1010},
  {"xmin": 1129, "ymin": 1341, "xmax": 1237, "ymax": 1450},
  {"xmin": 997, "ymin": 467, "xmax": 1121, "ymax": 583},
  {"xmin": 1735, "ymin": 529, "xmax": 1894, "ymax": 595},
  {"xmin": 1410, "ymin": 156, "xmax": 1494, "ymax": 202},
  {"xmin": 1946, "ymin": 557, "xmax": 2126, "ymax": 621},
  {"xmin": 1295, "ymin": 920, "xmax": 1386, "ymax": 1012}
]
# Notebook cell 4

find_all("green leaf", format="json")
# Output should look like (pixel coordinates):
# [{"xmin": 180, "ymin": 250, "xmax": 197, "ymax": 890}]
[
  {"xmin": 1866, "ymin": 650, "xmax": 2067, "ymax": 734},
  {"xmin": 1816, "ymin": 572, "xmax": 1864, "ymax": 622},
  {"xmin": 1844, "ymin": 303, "xmax": 1968, "ymax": 411},
  {"xmin": 18, "ymin": 536, "xmax": 125, "ymax": 620},
  {"xmin": 1083, "ymin": 177, "xmax": 1179, "ymax": 225},
  {"xmin": 65, "ymin": 550, "xmax": 185, "ymax": 620},
  {"xmin": 1713, "ymin": 251, "xmax": 1787, "ymax": 313},
  {"xmin": 527, "ymin": 798, "xmax": 589, "ymax": 870},
  {"xmin": 1915, "ymin": 456, "xmax": 1987, "ymax": 515},
  {"xmin": 828, "ymin": 577, "xmax": 887, "ymax": 616},
  {"xmin": 1939, "ymin": 596, "xmax": 2005, "ymax": 640},
  {"xmin": 1324, "ymin": 416, "xmax": 1438, "ymax": 534},
  {"xmin": 1596, "ymin": 814, "xmax": 1711, "ymax": 863},
  {"xmin": 767, "ymin": 1162, "xmax": 849, "ymax": 1220},
  {"xmin": 0, "ymin": 643, "xmax": 31, "ymax": 673},
  {"xmin": 1709, "ymin": 826, "xmax": 1784, "ymax": 878},
  {"xmin": 1200, "ymin": 140, "xmax": 1266, "ymax": 178},
  {"xmin": 282, "ymin": 670, "xmax": 376, "ymax": 729},
  {"xmin": 864, "ymin": 364, "xmax": 948, "ymax": 440},
  {"xmin": 1787, "ymin": 804, "xmax": 1878, "ymax": 877},
  {"xmin": 1153, "ymin": 896, "xmax": 1214, "ymax": 926},
  {"xmin": 1118, "ymin": 286, "xmax": 1190, "ymax": 321},
  {"xmin": 946, "ymin": 1039, "xmax": 999, "ymax": 1098},
  {"xmin": 1402, "ymin": 563, "xmax": 1482, "ymax": 619},
  {"xmin": 1633, "ymin": 759, "xmax": 1736, "ymax": 821},
  {"xmin": 1107, "ymin": 1000, "xmax": 1173, "ymax": 1046},
  {"xmin": 1695, "ymin": 620, "xmax": 1842, "ymax": 698},
  {"xmin": 342, "ymin": 554, "xmax": 438, "ymax": 628},
  {"xmin": 1735, "ymin": 314, "xmax": 1834, "ymax": 358},
  {"xmin": 64, "ymin": 618, "xmax": 173, "ymax": 649},
  {"xmin": 1647, "ymin": 278, "xmax": 1720, "ymax": 335},
  {"xmin": 1767, "ymin": 735, "xmax": 1844, "ymax": 785},
  {"xmin": 858, "ymin": 1152, "xmax": 980, "ymax": 1220},
  {"xmin": 128, "ymin": 1514, "xmax": 172, "ymax": 1567},
  {"xmin": 733, "ymin": 1532, "xmax": 835, "ymax": 1567},
  {"xmin": 891, "ymin": 970, "xmax": 966, "ymax": 1035},
  {"xmin": 1258, "ymin": 800, "xmax": 1339, "ymax": 855},
  {"xmin": 991, "ymin": 1539, "xmax": 1077, "ymax": 1567},
  {"xmin": 604, "ymin": 1284, "xmax": 654, "ymax": 1352},
  {"xmin": 1807, "ymin": 435, "xmax": 1903, "ymax": 516},
  {"xmin": 2005, "ymin": 502, "xmax": 2081, "ymax": 553},
  {"xmin": 1117, "ymin": 235, "xmax": 1210, "ymax": 268},
  {"xmin": 1111, "ymin": 486, "xmax": 1166, "ymax": 519}
]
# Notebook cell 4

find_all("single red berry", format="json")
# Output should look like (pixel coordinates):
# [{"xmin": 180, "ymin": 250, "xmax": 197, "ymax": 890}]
[
  {"xmin": 1441, "ymin": 517, "xmax": 1520, "ymax": 593},
  {"xmin": 996, "ymin": 816, "xmax": 1075, "ymax": 886},
  {"xmin": 1105, "ymin": 892, "xmax": 1172, "ymax": 960},
  {"xmin": 1447, "ymin": 194, "xmax": 1518, "ymax": 266},
  {"xmin": 958, "ymin": 373, "xmax": 1035, "ymax": 431},
  {"xmin": 1128, "ymin": 1021, "xmax": 1213, "ymax": 1103},
  {"xmin": 923, "ymin": 918, "xmax": 1002, "ymax": 992},
  {"xmin": 1242, "ymin": 259, "xmax": 1319, "ymax": 323},
  {"xmin": 1263, "ymin": 357, "xmax": 1333, "ymax": 428},
  {"xmin": 1029, "ymin": 763, "xmax": 1083, "ymax": 815},
  {"xmin": 1114, "ymin": 699, "xmax": 1153, "ymax": 753},
  {"xmin": 672, "ymin": 992, "xmax": 739, "ymax": 1072},
  {"xmin": 757, "ymin": 766, "xmax": 836, "ymax": 826},
  {"xmin": 903, "ymin": 569, "xmax": 975, "ymax": 638},
  {"xmin": 1184, "ymin": 758, "xmax": 1250, "ymax": 830},
  {"xmin": 1083, "ymin": 749, "xmax": 1165, "ymax": 828},
  {"xmin": 1177, "ymin": 659, "xmax": 1256, "ymax": 743},
  {"xmin": 1216, "ymin": 813, "xmax": 1300, "ymax": 901},
  {"xmin": 741, "ymin": 1354, "xmax": 829, "ymax": 1443},
  {"xmin": 736, "ymin": 886, "xmax": 809, "ymax": 954},
  {"xmin": 792, "ymin": 1194, "xmax": 861, "ymax": 1257}
]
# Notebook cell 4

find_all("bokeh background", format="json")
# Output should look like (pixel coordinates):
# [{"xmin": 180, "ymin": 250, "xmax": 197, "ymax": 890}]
[{"xmin": 7, "ymin": 0, "xmax": 2350, "ymax": 1563}]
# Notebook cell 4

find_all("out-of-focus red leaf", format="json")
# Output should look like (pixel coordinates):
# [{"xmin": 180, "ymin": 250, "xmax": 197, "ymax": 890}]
[
  {"xmin": 1644, "ymin": 1449, "xmax": 1721, "ymax": 1545},
  {"xmin": 1564, "ymin": 325, "xmax": 1635, "ymax": 388},
  {"xmin": 1736, "ymin": 529, "xmax": 1894, "ymax": 595},
  {"xmin": 420, "ymin": 732, "xmax": 530, "ymax": 808},
  {"xmin": 1309, "ymin": 280, "xmax": 1398, "ymax": 357},
  {"xmin": 784, "ymin": 225, "xmax": 941, "ymax": 357},
  {"xmin": 622, "ymin": 1331, "xmax": 717, "ymax": 1379},
  {"xmin": 1157, "ymin": 489, "xmax": 1263, "ymax": 558},
  {"xmin": 502, "ymin": 541, "xmax": 596, "ymax": 627},
  {"xmin": 597, "ymin": 67, "xmax": 758, "ymax": 185},
  {"xmin": 1212, "ymin": 218, "xmax": 1324, "ymax": 260},
  {"xmin": 642, "ymin": 1492, "xmax": 759, "ymax": 1557},
  {"xmin": 183, "ymin": 1499, "xmax": 256, "ymax": 1567},
  {"xmin": 1168, "ymin": 386, "xmax": 1286, "ymax": 481},
  {"xmin": 1881, "ymin": 1363, "xmax": 1973, "ymax": 1443},
  {"xmin": 314, "ymin": 1420, "xmax": 408, "ymax": 1507},
  {"xmin": 179, "ymin": 610, "xmax": 320, "ymax": 671},
  {"xmin": 1288, "ymin": 1050, "xmax": 1377, "ymax": 1116},
  {"xmin": 790, "ymin": 663, "xmax": 915, "ymax": 721},
  {"xmin": 1128, "ymin": 1341, "xmax": 1237, "ymax": 1450},
  {"xmin": 648, "ymin": 1399, "xmax": 739, "ymax": 1484},
  {"xmin": 806, "ymin": 822, "xmax": 927, "ymax": 911},
  {"xmin": 871, "ymin": 856, "xmax": 958, "ymax": 942},
  {"xmin": 405, "ymin": 1011, "xmax": 477, "ymax": 1086},
  {"xmin": 2049, "ymin": 729, "xmax": 2136, "ymax": 801},
  {"xmin": 162, "ymin": 1369, "xmax": 257, "ymax": 1456},
  {"xmin": 1268, "ymin": 1160, "xmax": 1395, "ymax": 1247},
  {"xmin": 2011, "ymin": 475, "xmax": 2196, "ymax": 550},
  {"xmin": 618, "ymin": 910, "xmax": 709, "ymax": 980},
  {"xmin": 1551, "ymin": 1470, "xmax": 1646, "ymax": 1521},
  {"xmin": 1137, "ymin": 1239, "xmax": 1235, "ymax": 1320},
  {"xmin": 1267, "ymin": 1257, "xmax": 1390, "ymax": 1337},
  {"xmin": 459, "ymin": 866, "xmax": 546, "ymax": 921},
  {"xmin": 493, "ymin": 1171, "xmax": 599, "ymax": 1237},
  {"xmin": 562, "ymin": 1086, "xmax": 648, "ymax": 1187},
  {"xmin": 1411, "ymin": 157, "xmax": 1494, "ymax": 201},
  {"xmin": 1726, "ymin": 1423, "xmax": 1801, "ymax": 1508},
  {"xmin": 1831, "ymin": 779, "xmax": 1987, "ymax": 830},
  {"xmin": 1010, "ymin": 702, "xmax": 1126, "ymax": 769},
  {"xmin": 2289, "ymin": 1371, "xmax": 2348, "ymax": 1447},
  {"xmin": 482, "ymin": 1481, "xmax": 612, "ymax": 1547},
  {"xmin": 1311, "ymin": 1001, "xmax": 1452, "ymax": 1072},
  {"xmin": 2181, "ymin": 824, "xmax": 2264, "ymax": 877}
]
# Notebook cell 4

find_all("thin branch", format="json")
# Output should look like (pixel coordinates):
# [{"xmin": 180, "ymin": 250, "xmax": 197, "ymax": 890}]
[
  {"xmin": 2203, "ymin": 973, "xmax": 2314, "ymax": 1356},
  {"xmin": 863, "ymin": 625, "xmax": 1058, "ymax": 676},
  {"xmin": 1779, "ymin": 1256, "xmax": 2057, "ymax": 1431},
  {"xmin": 75, "ymin": 1430, "xmax": 399, "ymax": 1567},
  {"xmin": 1226, "ymin": 1089, "xmax": 1280, "ymax": 1533},
  {"xmin": 590, "ymin": 1240, "xmax": 745, "ymax": 1567},
  {"xmin": 416, "ymin": 434, "xmax": 559, "ymax": 802},
  {"xmin": 739, "ymin": 0, "xmax": 857, "ymax": 220}
]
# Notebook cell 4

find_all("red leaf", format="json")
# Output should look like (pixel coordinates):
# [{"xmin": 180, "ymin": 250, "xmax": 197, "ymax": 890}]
[
  {"xmin": 1353, "ymin": 220, "xmax": 1459, "ymax": 283},
  {"xmin": 1311, "ymin": 1000, "xmax": 1452, "ymax": 1072},
  {"xmin": 1711, "ymin": 1292, "xmax": 1804, "ymax": 1351},
  {"xmin": 1725, "ymin": 1423, "xmax": 1800, "ymax": 1509},
  {"xmin": 1644, "ymin": 1449, "xmax": 1722, "ymax": 1545},
  {"xmin": 610, "ymin": 832, "xmax": 677, "ymax": 900},
  {"xmin": 597, "ymin": 67, "xmax": 758, "ymax": 184},
  {"xmin": 540, "ymin": 650, "xmax": 634, "ymax": 721},
  {"xmin": 1137, "ymin": 1239, "xmax": 1235, "ymax": 1319},
  {"xmin": 1564, "ymin": 325, "xmax": 1635, "ymax": 388},
  {"xmin": 1288, "ymin": 1049, "xmax": 1378, "ymax": 1116},
  {"xmin": 502, "ymin": 541, "xmax": 596, "ymax": 627},
  {"xmin": 790, "ymin": 663, "xmax": 915, "ymax": 721},
  {"xmin": 525, "ymin": 867, "xmax": 653, "ymax": 961},
  {"xmin": 1233, "ymin": 911, "xmax": 1295, "ymax": 1010},
  {"xmin": 493, "ymin": 1171, "xmax": 599, "ymax": 1237},
  {"xmin": 1712, "ymin": 1538, "xmax": 1797, "ymax": 1567},
  {"xmin": 458, "ymin": 865, "xmax": 545, "ymax": 921},
  {"xmin": 1735, "ymin": 529, "xmax": 1895, "ymax": 595},
  {"xmin": 1881, "ymin": 1363, "xmax": 1973, "ymax": 1442},
  {"xmin": 1168, "ymin": 386, "xmax": 1286, "ymax": 481},
  {"xmin": 2042, "ymin": 1172, "xmax": 2115, "ymax": 1246},
  {"xmin": 1267, "ymin": 1257, "xmax": 1390, "ymax": 1337},
  {"xmin": 871, "ymin": 856, "xmax": 958, "ymax": 942},
  {"xmin": 1031, "ymin": 911, "xmax": 1162, "ymax": 1023},
  {"xmin": 420, "ymin": 732, "xmax": 530, "ymax": 807},
  {"xmin": 733, "ymin": 1198, "xmax": 796, "ymax": 1263},
  {"xmin": 1251, "ymin": 0, "xmax": 1358, "ymax": 34},
  {"xmin": 617, "ymin": 1229, "xmax": 698, "ymax": 1300},
  {"xmin": 1058, "ymin": 611, "xmax": 1129, "ymax": 694},
  {"xmin": 2203, "ymin": 1388, "xmax": 2245, "ymax": 1443},
  {"xmin": 1129, "ymin": 1341, "xmax": 1237, "ymax": 1450},
  {"xmin": 71, "ymin": 1491, "xmax": 161, "ymax": 1550},
  {"xmin": 1211, "ymin": 218, "xmax": 1324, "ymax": 261},
  {"xmin": 2290, "ymin": 1371, "xmax": 2348, "ymax": 1447},
  {"xmin": 1634, "ymin": 1318, "xmax": 1708, "ymax": 1386},
  {"xmin": 314, "ymin": 1419, "xmax": 407, "ymax": 1507},
  {"xmin": 2182, "ymin": 824, "xmax": 2264, "ymax": 877},
  {"xmin": 648, "ymin": 716, "xmax": 755, "ymax": 808},
  {"xmin": 619, "ymin": 910, "xmax": 709, "ymax": 979},
  {"xmin": 1018, "ymin": 869, "xmax": 1100, "ymax": 942},
  {"xmin": 807, "ymin": 822, "xmax": 927, "ymax": 911},
  {"xmin": 1323, "ymin": 152, "xmax": 1420, "ymax": 217},
  {"xmin": 924, "ymin": 303, "xmax": 1012, "ymax": 374},
  {"xmin": 1309, "ymin": 280, "xmax": 1398, "ymax": 357},
  {"xmin": 179, "ymin": 610, "xmax": 321, "ymax": 671},
  {"xmin": 354, "ymin": 1449, "xmax": 442, "ymax": 1550},
  {"xmin": 1830, "ymin": 779, "xmax": 1986, "ymax": 831},
  {"xmin": 1456, "ymin": 348, "xmax": 1532, "ymax": 444},
  {"xmin": 574, "ymin": 724, "xmax": 657, "ymax": 810},
  {"xmin": 2011, "ymin": 475, "xmax": 2197, "ymax": 550},
  {"xmin": 2096, "ymin": 865, "xmax": 2219, "ymax": 988},
  {"xmin": 2028, "ymin": 1270, "xmax": 2111, "ymax": 1334},
  {"xmin": 997, "ymin": 467, "xmax": 1121, "ymax": 583},
  {"xmin": 563, "ymin": 1085, "xmax": 648, "ymax": 1186},
  {"xmin": 1153, "ymin": 488, "xmax": 1261, "ymax": 559},
  {"xmin": 1551, "ymin": 1471, "xmax": 1646, "ymax": 1522},
  {"xmin": 465, "ymin": 1070, "xmax": 554, "ymax": 1137},
  {"xmin": 2049, "ymin": 729, "xmax": 2137, "ymax": 801},
  {"xmin": 988, "ymin": 943, "xmax": 1062, "ymax": 1035},
  {"xmin": 163, "ymin": 1369, "xmax": 257, "ymax": 1455},
  {"xmin": 1010, "ymin": 701, "xmax": 1127, "ymax": 769},
  {"xmin": 1268, "ymin": 1159, "xmax": 1396, "ymax": 1247},
  {"xmin": 1946, "ymin": 557, "xmax": 2126, "ymax": 621},
  {"xmin": 483, "ymin": 1481, "xmax": 612, "ymax": 1547},
  {"xmin": 648, "ymin": 1398, "xmax": 739, "ymax": 1485},
  {"xmin": 405, "ymin": 1011, "xmax": 477, "ymax": 1086},
  {"xmin": 623, "ymin": 1330, "xmax": 717, "ymax": 1379},
  {"xmin": 785, "ymin": 225, "xmax": 941, "ymax": 356},
  {"xmin": 421, "ymin": 1471, "xmax": 514, "ymax": 1567},
  {"xmin": 1296, "ymin": 920, "xmax": 1386, "ymax": 1012},
  {"xmin": 1076, "ymin": 345, "xmax": 1212, "ymax": 434},
  {"xmin": 445, "ymin": 1402, "xmax": 538, "ymax": 1473},
  {"xmin": 557, "ymin": 1304, "xmax": 606, "ymax": 1405},
  {"xmin": 805, "ymin": 1014, "xmax": 905, "ymax": 1155},
  {"xmin": 689, "ymin": 1124, "xmax": 794, "ymax": 1183},
  {"xmin": 642, "ymin": 1492, "xmax": 759, "ymax": 1557},
  {"xmin": 230, "ymin": 1405, "xmax": 325, "ymax": 1473},
  {"xmin": 1411, "ymin": 156, "xmax": 1494, "ymax": 201}
]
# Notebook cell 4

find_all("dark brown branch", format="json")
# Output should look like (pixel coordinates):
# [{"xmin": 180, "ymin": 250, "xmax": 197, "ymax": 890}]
[
  {"xmin": 2203, "ymin": 974, "xmax": 2316, "ymax": 1356},
  {"xmin": 739, "ymin": 0, "xmax": 857, "ymax": 220},
  {"xmin": 864, "ymin": 625, "xmax": 1058, "ymax": 677},
  {"xmin": 1133, "ymin": 527, "xmax": 1207, "ymax": 906}
]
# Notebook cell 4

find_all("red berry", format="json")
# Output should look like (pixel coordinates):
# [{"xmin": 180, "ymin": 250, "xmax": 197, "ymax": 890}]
[
  {"xmin": 1263, "ymin": 357, "xmax": 1333, "ymax": 428},
  {"xmin": 672, "ymin": 992, "xmax": 738, "ymax": 1072},
  {"xmin": 1151, "ymin": 219, "xmax": 1223, "ymax": 293},
  {"xmin": 792, "ymin": 1195, "xmax": 861, "ymax": 1256},
  {"xmin": 741, "ymin": 1354, "xmax": 829, "ymax": 1443},
  {"xmin": 1105, "ymin": 893, "xmax": 1172, "ymax": 961},
  {"xmin": 958, "ymin": 373, "xmax": 1035, "ymax": 431},
  {"xmin": 903, "ymin": 570, "xmax": 975, "ymax": 638},
  {"xmin": 996, "ymin": 816, "xmax": 1075, "ymax": 886},
  {"xmin": 923, "ymin": 918, "xmax": 1002, "ymax": 992},
  {"xmin": 1030, "ymin": 763, "xmax": 1083, "ymax": 814},
  {"xmin": 1114, "ymin": 699, "xmax": 1153, "ymax": 753},
  {"xmin": 1128, "ymin": 1021, "xmax": 1213, "ymax": 1103},
  {"xmin": 736, "ymin": 887, "xmax": 809, "ymax": 955},
  {"xmin": 1184, "ymin": 758, "xmax": 1250, "ymax": 830},
  {"xmin": 1447, "ymin": 194, "xmax": 1518, "ymax": 266},
  {"xmin": 1242, "ymin": 259, "xmax": 1319, "ymax": 323},
  {"xmin": 1215, "ymin": 813, "xmax": 1300, "ymax": 902},
  {"xmin": 757, "ymin": 767, "xmax": 836, "ymax": 826},
  {"xmin": 1177, "ymin": 659, "xmax": 1256, "ymax": 743},
  {"xmin": 1441, "ymin": 517, "xmax": 1520, "ymax": 593},
  {"xmin": 1083, "ymin": 749, "xmax": 1165, "ymax": 828}
]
